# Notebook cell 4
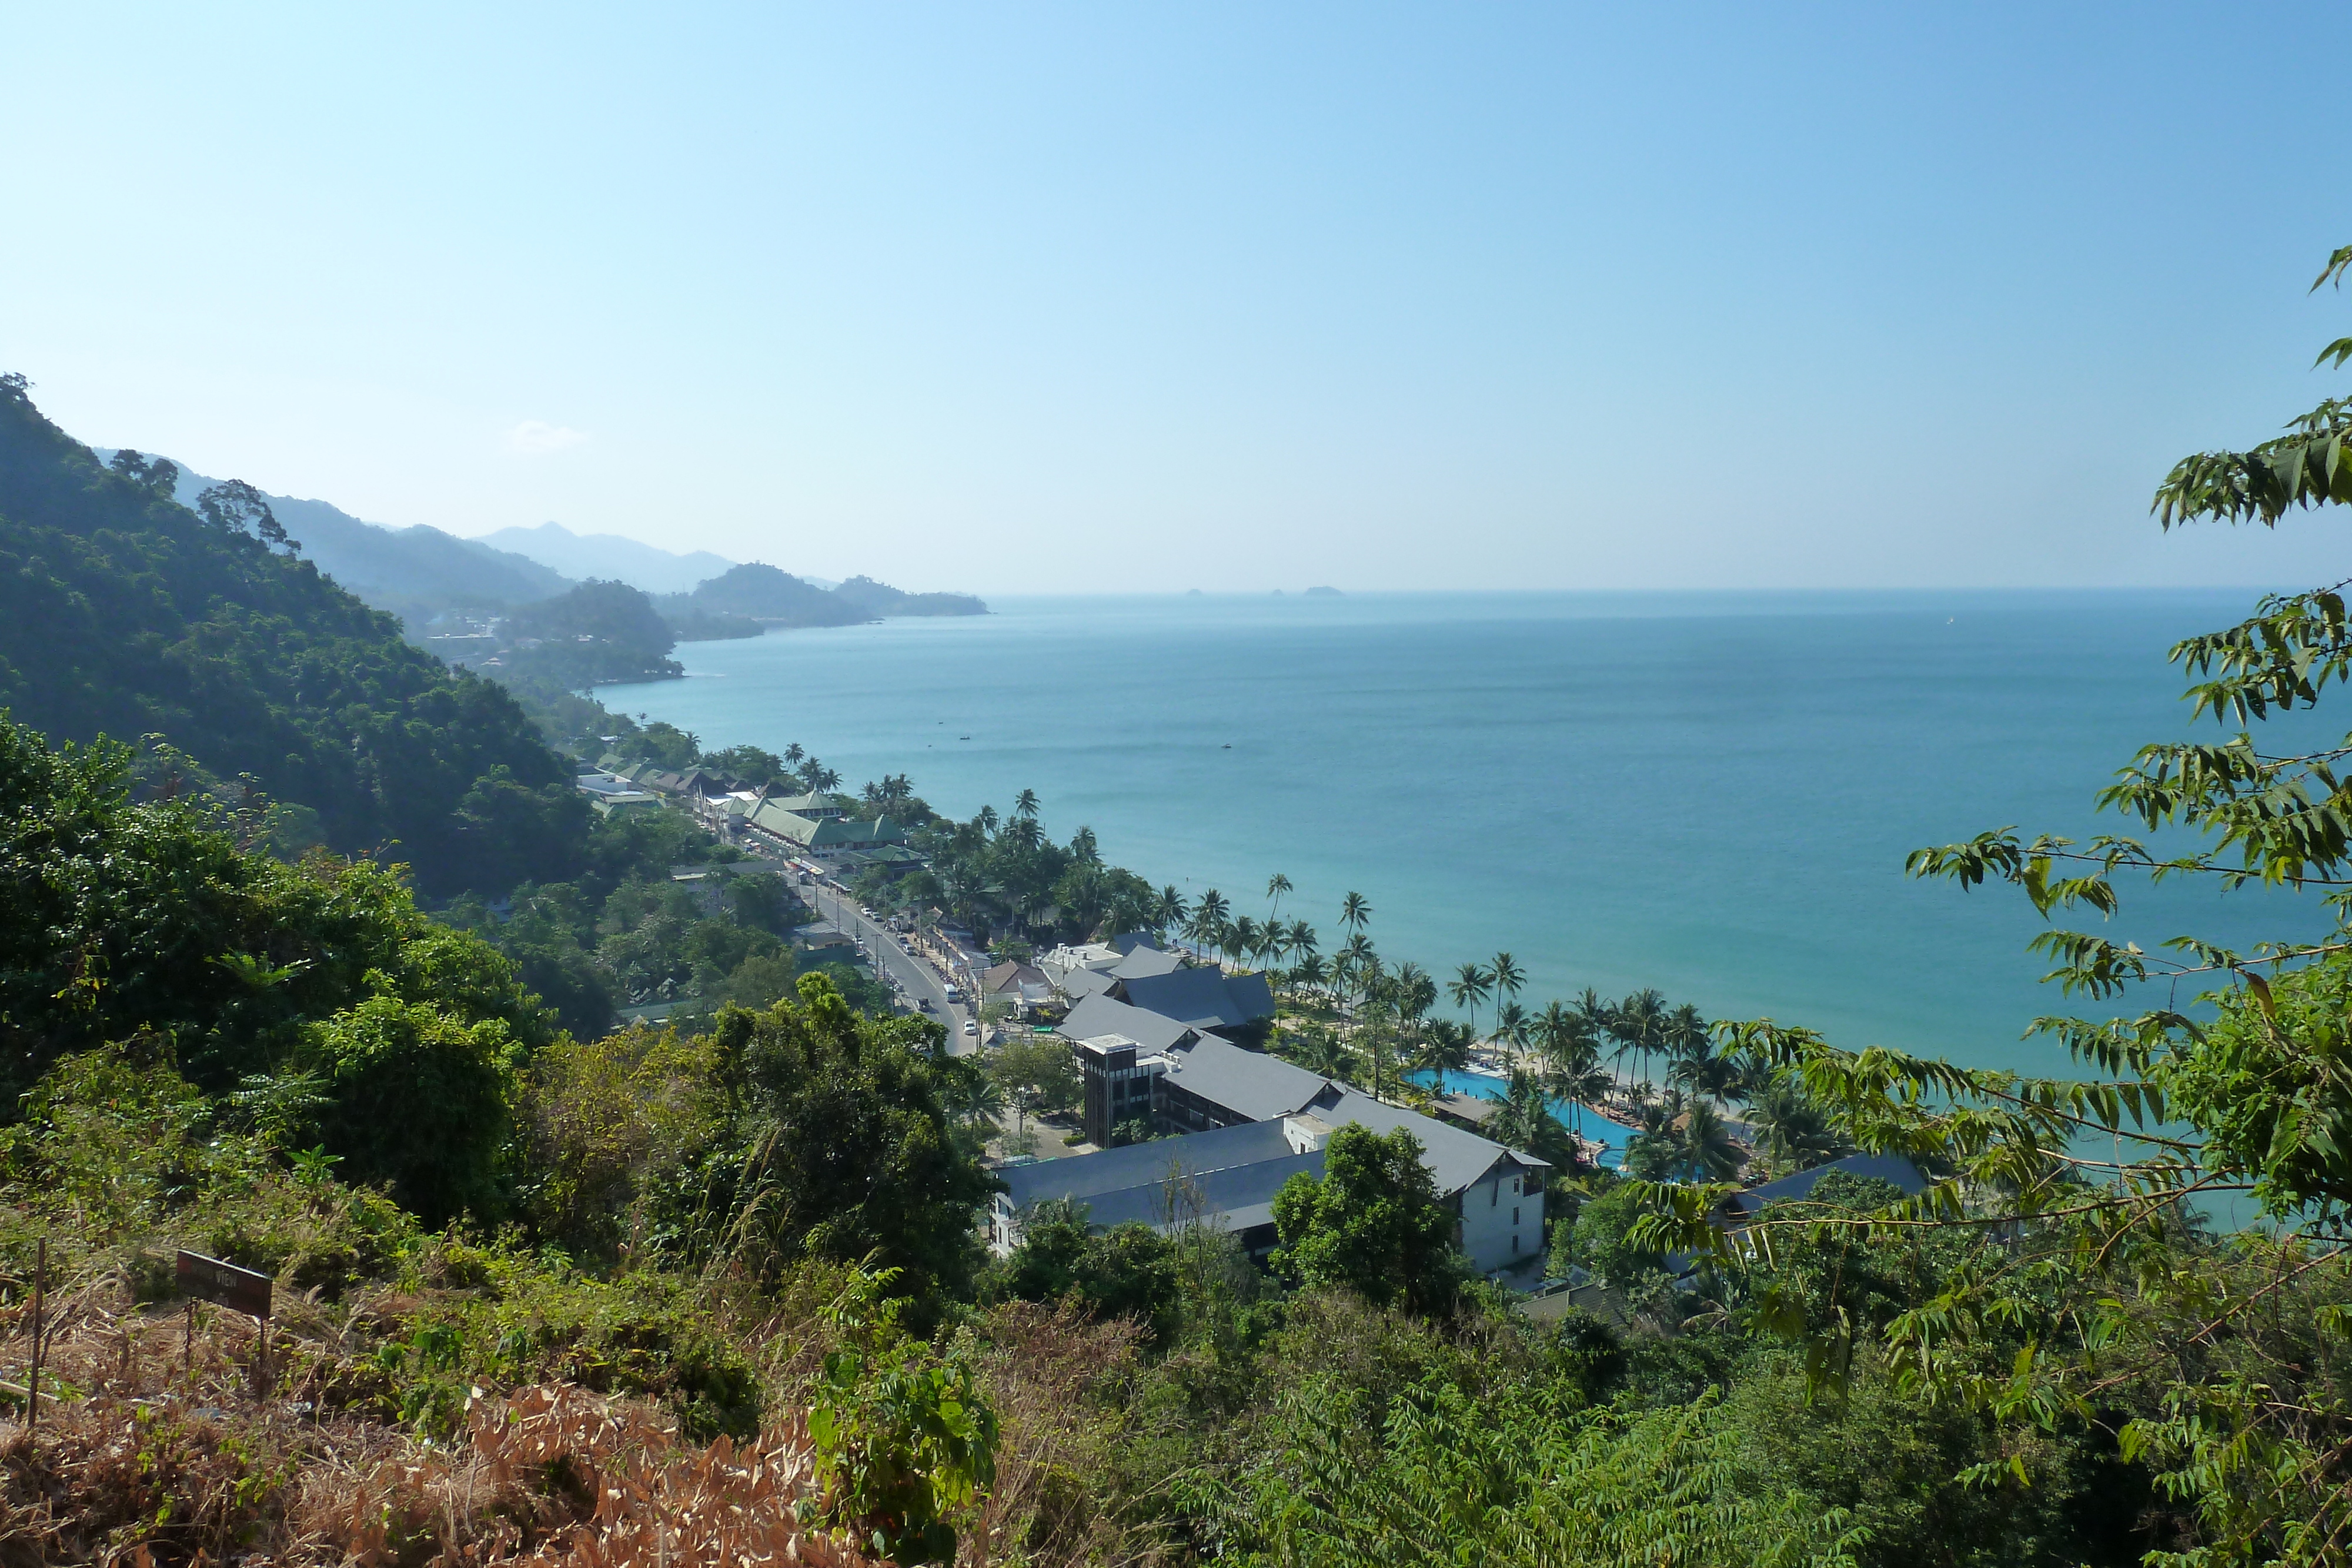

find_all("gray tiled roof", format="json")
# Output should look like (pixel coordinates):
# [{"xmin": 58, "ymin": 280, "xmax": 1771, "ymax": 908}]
[
  {"xmin": 1160, "ymin": 1035, "xmax": 1331, "ymax": 1122},
  {"xmin": 1108, "ymin": 946, "xmax": 1185, "ymax": 979},
  {"xmin": 1055, "ymin": 992, "xmax": 1198, "ymax": 1054},
  {"xmin": 1307, "ymin": 1088, "xmax": 1543, "ymax": 1195},
  {"xmin": 1055, "ymin": 967, "xmax": 1120, "ymax": 1001},
  {"xmin": 1720, "ymin": 1152, "xmax": 1928, "ymax": 1222},
  {"xmin": 999, "ymin": 1119, "xmax": 1321, "ymax": 1233},
  {"xmin": 1115, "ymin": 968, "xmax": 1276, "ymax": 1029}
]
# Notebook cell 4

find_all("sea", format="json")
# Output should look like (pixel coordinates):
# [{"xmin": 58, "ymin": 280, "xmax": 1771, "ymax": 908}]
[{"xmin": 596, "ymin": 589, "xmax": 2330, "ymax": 1082}]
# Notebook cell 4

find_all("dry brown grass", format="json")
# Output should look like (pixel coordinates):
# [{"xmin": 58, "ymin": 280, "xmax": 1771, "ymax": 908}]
[
  {"xmin": 0, "ymin": 1287, "xmax": 886, "ymax": 1567},
  {"xmin": 961, "ymin": 1302, "xmax": 1161, "ymax": 1568}
]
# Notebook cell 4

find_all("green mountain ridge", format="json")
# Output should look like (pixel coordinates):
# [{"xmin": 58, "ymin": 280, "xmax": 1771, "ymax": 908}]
[
  {"xmin": 2, "ymin": 380, "xmax": 582, "ymax": 897},
  {"xmin": 98, "ymin": 451, "xmax": 579, "ymax": 620}
]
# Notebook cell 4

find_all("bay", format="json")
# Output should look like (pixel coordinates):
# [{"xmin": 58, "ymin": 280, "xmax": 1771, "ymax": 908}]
[{"xmin": 596, "ymin": 589, "xmax": 2325, "ymax": 1077}]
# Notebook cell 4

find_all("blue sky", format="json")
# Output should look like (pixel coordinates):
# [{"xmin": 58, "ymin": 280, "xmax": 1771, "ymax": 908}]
[{"xmin": 5, "ymin": 4, "xmax": 2349, "ymax": 593}]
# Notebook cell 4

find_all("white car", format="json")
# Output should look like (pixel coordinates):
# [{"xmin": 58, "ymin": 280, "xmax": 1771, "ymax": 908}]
[{"xmin": 962, "ymin": 1019, "xmax": 978, "ymax": 1037}]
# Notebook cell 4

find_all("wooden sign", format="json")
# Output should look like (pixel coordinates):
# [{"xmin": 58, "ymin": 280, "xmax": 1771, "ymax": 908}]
[{"xmin": 175, "ymin": 1251, "xmax": 271, "ymax": 1319}]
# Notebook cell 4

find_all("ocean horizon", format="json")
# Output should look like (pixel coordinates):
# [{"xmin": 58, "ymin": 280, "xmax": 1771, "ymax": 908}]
[{"xmin": 597, "ymin": 587, "xmax": 2327, "ymax": 1079}]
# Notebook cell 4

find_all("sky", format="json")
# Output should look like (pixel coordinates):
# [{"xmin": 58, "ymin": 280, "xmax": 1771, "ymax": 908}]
[{"xmin": 5, "ymin": 4, "xmax": 2350, "ymax": 594}]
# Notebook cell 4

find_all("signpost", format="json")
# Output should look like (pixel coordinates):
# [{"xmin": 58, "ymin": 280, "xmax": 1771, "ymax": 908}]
[
  {"xmin": 175, "ymin": 1251, "xmax": 272, "ymax": 1393},
  {"xmin": 25, "ymin": 1239, "xmax": 43, "ymax": 1432}
]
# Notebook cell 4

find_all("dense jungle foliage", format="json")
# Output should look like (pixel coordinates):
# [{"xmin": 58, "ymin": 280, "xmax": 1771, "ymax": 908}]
[
  {"xmin": 0, "ymin": 373, "xmax": 582, "ymax": 898},
  {"xmin": 9, "ymin": 249, "xmax": 2352, "ymax": 1564},
  {"xmin": 0, "ymin": 699, "xmax": 2320, "ymax": 1568}
]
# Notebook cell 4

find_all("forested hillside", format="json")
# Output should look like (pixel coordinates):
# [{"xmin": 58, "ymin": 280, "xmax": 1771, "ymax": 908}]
[
  {"xmin": 0, "ymin": 375, "xmax": 581, "ymax": 896},
  {"xmin": 128, "ymin": 456, "xmax": 576, "ymax": 618}
]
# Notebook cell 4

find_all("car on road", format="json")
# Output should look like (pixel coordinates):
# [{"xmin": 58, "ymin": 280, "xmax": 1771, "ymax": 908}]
[
  {"xmin": 963, "ymin": 1020, "xmax": 978, "ymax": 1037},
  {"xmin": 917, "ymin": 998, "xmax": 933, "ymax": 1012}
]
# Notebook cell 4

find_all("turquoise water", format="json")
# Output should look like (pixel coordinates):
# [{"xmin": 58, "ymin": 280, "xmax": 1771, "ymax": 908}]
[
  {"xmin": 598, "ymin": 590, "xmax": 2324, "ymax": 1078},
  {"xmin": 1409, "ymin": 1069, "xmax": 1637, "ymax": 1166}
]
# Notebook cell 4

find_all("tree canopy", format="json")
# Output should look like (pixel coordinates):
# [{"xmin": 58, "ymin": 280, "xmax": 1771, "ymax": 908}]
[
  {"xmin": 1271, "ymin": 1123, "xmax": 1469, "ymax": 1315},
  {"xmin": 0, "ymin": 372, "xmax": 581, "ymax": 897}
]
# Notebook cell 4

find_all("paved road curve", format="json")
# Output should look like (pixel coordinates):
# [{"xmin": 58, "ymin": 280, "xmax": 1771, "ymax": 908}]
[{"xmin": 796, "ymin": 874, "xmax": 978, "ymax": 1056}]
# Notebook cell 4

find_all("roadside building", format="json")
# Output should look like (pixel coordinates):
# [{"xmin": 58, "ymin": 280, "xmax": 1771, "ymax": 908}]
[
  {"xmin": 764, "ymin": 792, "xmax": 849, "ymax": 820},
  {"xmin": 980, "ymin": 959, "xmax": 1055, "ymax": 1013},
  {"xmin": 796, "ymin": 927, "xmax": 858, "ymax": 964},
  {"xmin": 1037, "ymin": 941, "xmax": 1125, "ymax": 988},
  {"xmin": 746, "ymin": 805, "xmax": 912, "ymax": 857},
  {"xmin": 588, "ymin": 787, "xmax": 664, "ymax": 818}
]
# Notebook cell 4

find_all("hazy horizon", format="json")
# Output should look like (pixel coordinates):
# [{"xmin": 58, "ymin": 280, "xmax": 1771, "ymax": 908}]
[{"xmin": 8, "ymin": 4, "xmax": 2351, "ymax": 596}]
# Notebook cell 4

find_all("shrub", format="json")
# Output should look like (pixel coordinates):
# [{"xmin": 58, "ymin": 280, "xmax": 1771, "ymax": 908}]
[{"xmin": 297, "ymin": 995, "xmax": 518, "ymax": 1225}]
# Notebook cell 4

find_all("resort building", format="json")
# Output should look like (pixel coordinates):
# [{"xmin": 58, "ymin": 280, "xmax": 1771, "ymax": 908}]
[
  {"xmin": 989, "ymin": 1082, "xmax": 1549, "ymax": 1274},
  {"xmin": 1053, "ymin": 946, "xmax": 1274, "ymax": 1041}
]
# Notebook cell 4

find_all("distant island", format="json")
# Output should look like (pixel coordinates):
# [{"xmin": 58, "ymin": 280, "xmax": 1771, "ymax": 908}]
[{"xmin": 1305, "ymin": 584, "xmax": 1343, "ymax": 596}]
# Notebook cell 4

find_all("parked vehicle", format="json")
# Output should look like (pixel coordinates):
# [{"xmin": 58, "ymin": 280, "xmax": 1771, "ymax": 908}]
[{"xmin": 963, "ymin": 1019, "xmax": 978, "ymax": 1037}]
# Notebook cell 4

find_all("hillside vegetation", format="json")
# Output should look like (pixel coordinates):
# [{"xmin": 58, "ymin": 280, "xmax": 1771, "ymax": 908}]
[
  {"xmin": 0, "ymin": 376, "xmax": 579, "ymax": 898},
  {"xmin": 8, "ymin": 249, "xmax": 2352, "ymax": 1564},
  {"xmin": 137, "ymin": 457, "xmax": 576, "ymax": 620}
]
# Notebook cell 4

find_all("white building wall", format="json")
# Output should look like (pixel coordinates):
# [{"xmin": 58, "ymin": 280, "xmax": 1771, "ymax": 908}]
[{"xmin": 1455, "ymin": 1162, "xmax": 1544, "ymax": 1274}]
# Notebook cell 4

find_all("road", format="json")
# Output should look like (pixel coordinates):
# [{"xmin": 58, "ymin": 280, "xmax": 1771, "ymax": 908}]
[{"xmin": 796, "ymin": 873, "xmax": 977, "ymax": 1055}]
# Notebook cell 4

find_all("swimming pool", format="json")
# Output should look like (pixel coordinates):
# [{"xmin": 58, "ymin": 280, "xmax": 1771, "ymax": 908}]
[{"xmin": 1408, "ymin": 1069, "xmax": 1636, "ymax": 1167}]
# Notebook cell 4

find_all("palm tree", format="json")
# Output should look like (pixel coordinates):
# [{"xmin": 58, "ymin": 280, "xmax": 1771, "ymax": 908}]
[
  {"xmin": 1493, "ymin": 1001, "xmax": 1531, "ymax": 1060},
  {"xmin": 1154, "ymin": 885, "xmax": 1188, "ymax": 938},
  {"xmin": 1287, "ymin": 921, "xmax": 1318, "ymax": 968},
  {"xmin": 1267, "ymin": 872, "xmax": 1292, "ymax": 924},
  {"xmin": 1612, "ymin": 988, "xmax": 1667, "ymax": 1094},
  {"xmin": 1417, "ymin": 1018, "xmax": 1475, "ymax": 1076},
  {"xmin": 1014, "ymin": 788, "xmax": 1040, "ymax": 818},
  {"xmin": 1674, "ymin": 1099, "xmax": 1746, "ymax": 1182},
  {"xmin": 1448, "ymin": 961, "xmax": 1494, "ymax": 1040},
  {"xmin": 1190, "ymin": 888, "xmax": 1231, "ymax": 962},
  {"xmin": 1391, "ymin": 961, "xmax": 1436, "ymax": 1068},
  {"xmin": 1530, "ymin": 1000, "xmax": 1585, "ymax": 1128},
  {"xmin": 1298, "ymin": 1027, "xmax": 1355, "ymax": 1084},
  {"xmin": 1746, "ymin": 1074, "xmax": 1850, "ymax": 1176},
  {"xmin": 1488, "ymin": 1064, "xmax": 1559, "ymax": 1161},
  {"xmin": 1337, "ymin": 934, "xmax": 1377, "ymax": 1015},
  {"xmin": 1339, "ymin": 891, "xmax": 1371, "ymax": 937},
  {"xmin": 1554, "ymin": 1055, "xmax": 1613, "ymax": 1146},
  {"xmin": 1491, "ymin": 951, "xmax": 1525, "ymax": 1010},
  {"xmin": 1568, "ymin": 989, "xmax": 1618, "ymax": 1092},
  {"xmin": 975, "ymin": 804, "xmax": 999, "ymax": 836},
  {"xmin": 1228, "ymin": 916, "xmax": 1263, "ymax": 972},
  {"xmin": 1290, "ymin": 951, "xmax": 1329, "ymax": 999}
]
